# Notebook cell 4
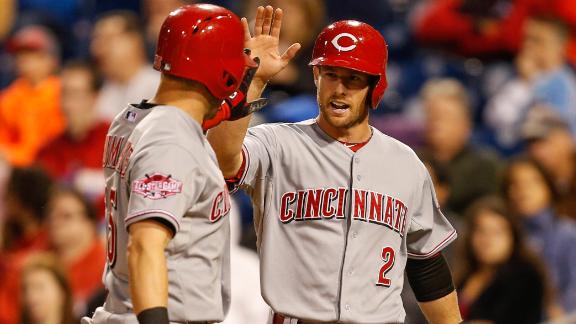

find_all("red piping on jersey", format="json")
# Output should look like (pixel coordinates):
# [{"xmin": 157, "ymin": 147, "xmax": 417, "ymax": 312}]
[{"xmin": 408, "ymin": 229, "xmax": 457, "ymax": 259}]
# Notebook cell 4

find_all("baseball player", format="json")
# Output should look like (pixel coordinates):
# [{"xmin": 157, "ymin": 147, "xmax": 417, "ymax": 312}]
[
  {"xmin": 82, "ymin": 4, "xmax": 285, "ymax": 324},
  {"xmin": 208, "ymin": 11, "xmax": 462, "ymax": 324}
]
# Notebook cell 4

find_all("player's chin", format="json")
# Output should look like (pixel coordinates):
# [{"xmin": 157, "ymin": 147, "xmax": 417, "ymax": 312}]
[{"xmin": 325, "ymin": 115, "xmax": 355, "ymax": 129}]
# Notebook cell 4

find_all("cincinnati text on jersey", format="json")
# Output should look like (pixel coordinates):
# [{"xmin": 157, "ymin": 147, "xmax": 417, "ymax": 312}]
[
  {"xmin": 280, "ymin": 187, "xmax": 408, "ymax": 237},
  {"xmin": 103, "ymin": 135, "xmax": 133, "ymax": 178}
]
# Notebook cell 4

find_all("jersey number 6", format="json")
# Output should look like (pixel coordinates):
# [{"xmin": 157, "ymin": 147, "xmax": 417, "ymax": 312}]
[{"xmin": 376, "ymin": 246, "xmax": 395, "ymax": 287}]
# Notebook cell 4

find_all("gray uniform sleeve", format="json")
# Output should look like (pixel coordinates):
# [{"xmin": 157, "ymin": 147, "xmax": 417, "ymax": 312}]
[
  {"xmin": 406, "ymin": 167, "xmax": 457, "ymax": 259},
  {"xmin": 239, "ymin": 124, "xmax": 278, "ymax": 190},
  {"xmin": 126, "ymin": 143, "xmax": 202, "ymax": 234}
]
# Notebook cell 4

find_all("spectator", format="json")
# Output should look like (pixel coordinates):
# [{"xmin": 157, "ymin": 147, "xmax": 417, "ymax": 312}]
[
  {"xmin": 0, "ymin": 167, "xmax": 54, "ymax": 324},
  {"xmin": 45, "ymin": 187, "xmax": 105, "ymax": 317},
  {"xmin": 141, "ymin": 0, "xmax": 186, "ymax": 57},
  {"xmin": 413, "ymin": 0, "xmax": 528, "ymax": 60},
  {"xmin": 20, "ymin": 253, "xmax": 75, "ymax": 324},
  {"xmin": 455, "ymin": 196, "xmax": 546, "ymax": 323},
  {"xmin": 485, "ymin": 15, "xmax": 576, "ymax": 150},
  {"xmin": 90, "ymin": 10, "xmax": 159, "ymax": 121},
  {"xmin": 413, "ymin": 0, "xmax": 576, "ymax": 64},
  {"xmin": 1, "ymin": 167, "xmax": 53, "ymax": 255},
  {"xmin": 0, "ymin": 25, "xmax": 65, "ymax": 166},
  {"xmin": 503, "ymin": 156, "xmax": 576, "ymax": 315},
  {"xmin": 420, "ymin": 78, "xmax": 501, "ymax": 215},
  {"xmin": 520, "ymin": 106, "xmax": 576, "ymax": 221},
  {"xmin": 37, "ymin": 61, "xmax": 108, "ymax": 200}
]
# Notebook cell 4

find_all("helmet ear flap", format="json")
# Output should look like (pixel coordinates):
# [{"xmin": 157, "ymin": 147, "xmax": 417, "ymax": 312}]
[
  {"xmin": 370, "ymin": 74, "xmax": 387, "ymax": 109},
  {"xmin": 222, "ymin": 70, "xmax": 239, "ymax": 91}
]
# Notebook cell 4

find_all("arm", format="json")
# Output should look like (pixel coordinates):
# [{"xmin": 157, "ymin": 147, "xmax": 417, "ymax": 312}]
[
  {"xmin": 127, "ymin": 220, "xmax": 172, "ymax": 317},
  {"xmin": 406, "ymin": 253, "xmax": 462, "ymax": 324},
  {"xmin": 207, "ymin": 5, "xmax": 299, "ymax": 178},
  {"xmin": 419, "ymin": 290, "xmax": 462, "ymax": 324}
]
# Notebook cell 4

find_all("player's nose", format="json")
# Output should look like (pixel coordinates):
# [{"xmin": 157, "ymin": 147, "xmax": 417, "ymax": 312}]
[{"xmin": 334, "ymin": 78, "xmax": 347, "ymax": 94}]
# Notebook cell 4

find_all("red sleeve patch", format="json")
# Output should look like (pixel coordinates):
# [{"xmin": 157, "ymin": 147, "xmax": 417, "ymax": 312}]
[{"xmin": 132, "ymin": 173, "xmax": 183, "ymax": 199}]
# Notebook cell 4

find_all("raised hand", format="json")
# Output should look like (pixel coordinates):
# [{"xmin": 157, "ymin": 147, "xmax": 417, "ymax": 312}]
[{"xmin": 242, "ymin": 6, "xmax": 301, "ymax": 84}]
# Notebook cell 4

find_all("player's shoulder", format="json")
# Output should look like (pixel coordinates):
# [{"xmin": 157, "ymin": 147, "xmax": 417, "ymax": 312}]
[
  {"xmin": 371, "ymin": 128, "xmax": 421, "ymax": 159},
  {"xmin": 248, "ymin": 119, "xmax": 315, "ymax": 137},
  {"xmin": 133, "ymin": 105, "xmax": 204, "ymax": 149},
  {"xmin": 371, "ymin": 128, "xmax": 429, "ymax": 174}
]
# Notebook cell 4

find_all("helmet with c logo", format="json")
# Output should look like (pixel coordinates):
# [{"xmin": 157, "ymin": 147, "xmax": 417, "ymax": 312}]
[{"xmin": 309, "ymin": 20, "xmax": 388, "ymax": 109}]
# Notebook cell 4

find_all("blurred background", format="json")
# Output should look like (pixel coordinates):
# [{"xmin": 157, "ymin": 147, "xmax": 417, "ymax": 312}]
[{"xmin": 0, "ymin": 0, "xmax": 576, "ymax": 323}]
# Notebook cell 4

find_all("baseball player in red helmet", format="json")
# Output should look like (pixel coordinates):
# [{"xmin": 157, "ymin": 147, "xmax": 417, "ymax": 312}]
[
  {"xmin": 208, "ymin": 8, "xmax": 462, "ymax": 324},
  {"xmin": 82, "ymin": 4, "xmax": 298, "ymax": 324}
]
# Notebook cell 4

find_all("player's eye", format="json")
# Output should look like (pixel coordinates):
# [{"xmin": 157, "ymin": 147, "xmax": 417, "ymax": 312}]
[{"xmin": 324, "ymin": 72, "xmax": 338, "ymax": 79}]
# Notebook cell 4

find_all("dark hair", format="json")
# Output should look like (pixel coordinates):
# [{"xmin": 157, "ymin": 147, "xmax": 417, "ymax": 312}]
[
  {"xmin": 20, "ymin": 253, "xmax": 75, "ymax": 324},
  {"xmin": 96, "ymin": 10, "xmax": 145, "ymax": 39},
  {"xmin": 48, "ymin": 186, "xmax": 98, "ymax": 222},
  {"xmin": 61, "ymin": 60, "xmax": 103, "ymax": 92},
  {"xmin": 502, "ymin": 155, "xmax": 559, "ymax": 207},
  {"xmin": 6, "ymin": 167, "xmax": 54, "ymax": 221}
]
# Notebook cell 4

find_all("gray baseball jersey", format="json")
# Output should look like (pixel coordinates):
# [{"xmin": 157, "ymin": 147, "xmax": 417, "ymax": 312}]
[
  {"xmin": 237, "ymin": 119, "xmax": 456, "ymax": 323},
  {"xmin": 91, "ymin": 104, "xmax": 231, "ymax": 323}
]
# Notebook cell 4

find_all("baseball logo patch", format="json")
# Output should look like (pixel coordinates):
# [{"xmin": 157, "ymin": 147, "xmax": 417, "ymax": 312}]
[{"xmin": 132, "ymin": 173, "xmax": 183, "ymax": 199}]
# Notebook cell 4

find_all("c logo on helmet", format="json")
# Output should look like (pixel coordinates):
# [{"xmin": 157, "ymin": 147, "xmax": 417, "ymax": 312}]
[{"xmin": 331, "ymin": 33, "xmax": 358, "ymax": 52}]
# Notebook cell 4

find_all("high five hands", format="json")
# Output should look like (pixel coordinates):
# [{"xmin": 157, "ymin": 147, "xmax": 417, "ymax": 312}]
[{"xmin": 242, "ymin": 6, "xmax": 301, "ymax": 85}]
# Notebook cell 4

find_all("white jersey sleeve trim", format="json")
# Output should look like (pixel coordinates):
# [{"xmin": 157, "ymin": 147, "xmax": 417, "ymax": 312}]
[
  {"xmin": 125, "ymin": 209, "xmax": 181, "ymax": 233},
  {"xmin": 407, "ymin": 229, "xmax": 457, "ymax": 260}
]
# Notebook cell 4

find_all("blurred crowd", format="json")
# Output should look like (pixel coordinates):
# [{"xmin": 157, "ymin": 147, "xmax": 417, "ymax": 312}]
[{"xmin": 0, "ymin": 0, "xmax": 576, "ymax": 323}]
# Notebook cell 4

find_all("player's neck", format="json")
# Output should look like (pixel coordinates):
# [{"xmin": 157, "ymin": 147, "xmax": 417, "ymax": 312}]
[
  {"xmin": 317, "ymin": 117, "xmax": 372, "ymax": 144},
  {"xmin": 152, "ymin": 78, "xmax": 217, "ymax": 125}
]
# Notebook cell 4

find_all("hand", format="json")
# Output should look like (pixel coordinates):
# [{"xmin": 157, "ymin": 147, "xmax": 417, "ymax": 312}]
[{"xmin": 242, "ymin": 6, "xmax": 301, "ymax": 85}]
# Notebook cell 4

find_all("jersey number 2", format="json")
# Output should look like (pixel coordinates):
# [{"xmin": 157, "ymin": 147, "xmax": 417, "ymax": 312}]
[
  {"xmin": 106, "ymin": 189, "xmax": 117, "ymax": 268},
  {"xmin": 376, "ymin": 246, "xmax": 395, "ymax": 287}
]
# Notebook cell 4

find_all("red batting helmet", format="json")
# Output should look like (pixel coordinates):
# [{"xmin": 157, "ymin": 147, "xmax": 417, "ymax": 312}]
[
  {"xmin": 154, "ymin": 4, "xmax": 256, "ymax": 100},
  {"xmin": 309, "ymin": 20, "xmax": 388, "ymax": 109}
]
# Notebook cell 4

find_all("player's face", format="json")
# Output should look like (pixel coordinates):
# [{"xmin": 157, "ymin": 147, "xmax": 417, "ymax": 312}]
[{"xmin": 314, "ymin": 66, "xmax": 372, "ymax": 130}]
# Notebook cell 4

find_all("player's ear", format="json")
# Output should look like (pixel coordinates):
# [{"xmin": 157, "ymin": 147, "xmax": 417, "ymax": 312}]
[{"xmin": 313, "ymin": 66, "xmax": 320, "ymax": 87}]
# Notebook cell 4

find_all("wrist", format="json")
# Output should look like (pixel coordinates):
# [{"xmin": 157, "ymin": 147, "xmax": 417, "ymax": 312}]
[
  {"xmin": 246, "ymin": 78, "xmax": 267, "ymax": 101},
  {"xmin": 137, "ymin": 307, "xmax": 169, "ymax": 324},
  {"xmin": 252, "ymin": 77, "xmax": 267, "ymax": 90}
]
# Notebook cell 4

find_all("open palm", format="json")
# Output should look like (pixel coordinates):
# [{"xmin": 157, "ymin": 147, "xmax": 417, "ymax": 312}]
[{"xmin": 242, "ymin": 6, "xmax": 301, "ymax": 83}]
